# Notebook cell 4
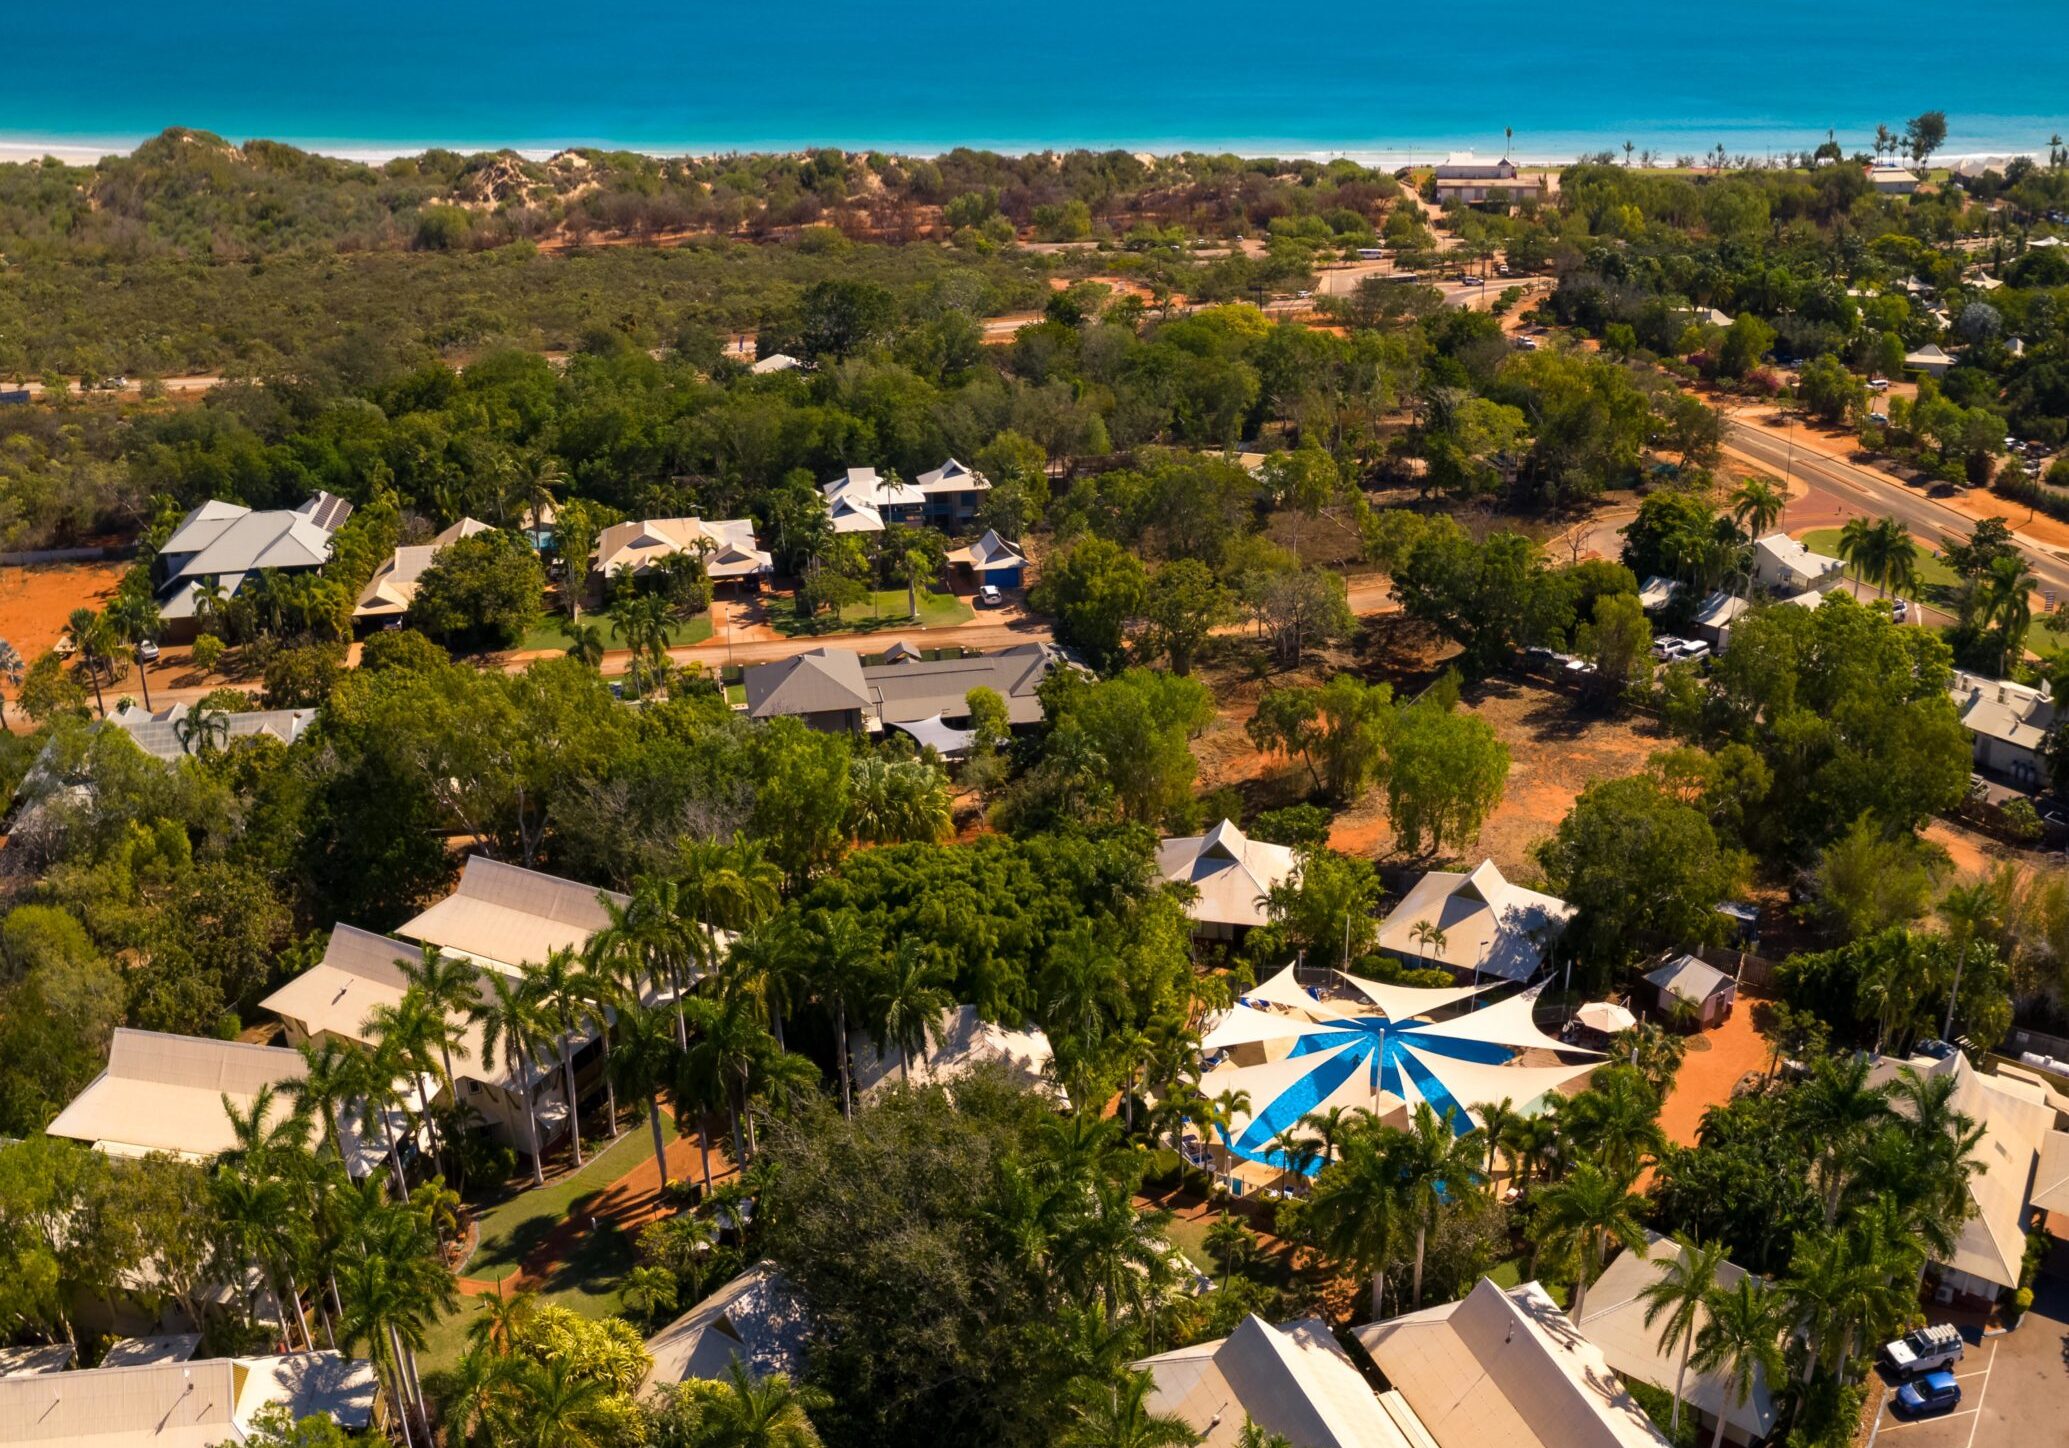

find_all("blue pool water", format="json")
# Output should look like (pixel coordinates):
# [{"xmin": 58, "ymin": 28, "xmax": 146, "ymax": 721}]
[{"xmin": 7, "ymin": 1, "xmax": 2067, "ymax": 159}]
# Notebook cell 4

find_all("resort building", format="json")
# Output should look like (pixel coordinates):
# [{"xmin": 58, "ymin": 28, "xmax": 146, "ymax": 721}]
[
  {"xmin": 945, "ymin": 529, "xmax": 1028, "ymax": 590},
  {"xmin": 1867, "ymin": 1045, "xmax": 2069, "ymax": 1305},
  {"xmin": 1641, "ymin": 953, "xmax": 1738, "ymax": 1030},
  {"xmin": 353, "ymin": 516, "xmax": 493, "ymax": 622},
  {"xmin": 106, "ymin": 702, "xmax": 318, "ymax": 761},
  {"xmin": 1137, "ymin": 1314, "xmax": 1417, "ymax": 1448},
  {"xmin": 1376, "ymin": 860, "xmax": 1576, "ymax": 983},
  {"xmin": 913, "ymin": 458, "xmax": 990, "ymax": 526},
  {"xmin": 395, "ymin": 854, "xmax": 630, "ymax": 973},
  {"xmin": 1157, "ymin": 819, "xmax": 1300, "ymax": 939},
  {"xmin": 153, "ymin": 493, "xmax": 353, "ymax": 635},
  {"xmin": 47, "ymin": 1029, "xmax": 382, "ymax": 1177},
  {"xmin": 1904, "ymin": 344, "xmax": 1955, "ymax": 378},
  {"xmin": 1867, "ymin": 165, "xmax": 1921, "ymax": 195},
  {"xmin": 590, "ymin": 517, "xmax": 772, "ymax": 589},
  {"xmin": 1577, "ymin": 1234, "xmax": 1778, "ymax": 1446},
  {"xmin": 1426, "ymin": 156, "xmax": 1545, "ymax": 207},
  {"xmin": 1355, "ymin": 1277, "xmax": 1672, "ymax": 1448},
  {"xmin": 642, "ymin": 1266, "xmax": 809, "ymax": 1398},
  {"xmin": 1750, "ymin": 533, "xmax": 1845, "ymax": 597},
  {"xmin": 822, "ymin": 467, "xmax": 925, "ymax": 533},
  {"xmin": 742, "ymin": 643, "xmax": 1056, "ymax": 737},
  {"xmin": 1949, "ymin": 669, "xmax": 2055, "ymax": 789},
  {"xmin": 1690, "ymin": 591, "xmax": 1750, "ymax": 650},
  {"xmin": 0, "ymin": 1350, "xmax": 379, "ymax": 1446},
  {"xmin": 851, "ymin": 1004, "xmax": 1059, "ymax": 1100}
]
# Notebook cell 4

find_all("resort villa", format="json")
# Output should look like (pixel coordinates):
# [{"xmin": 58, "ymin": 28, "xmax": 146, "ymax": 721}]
[
  {"xmin": 105, "ymin": 702, "xmax": 318, "ymax": 760},
  {"xmin": 1424, "ymin": 156, "xmax": 1545, "ymax": 207},
  {"xmin": 1949, "ymin": 669, "xmax": 2056, "ymax": 789},
  {"xmin": 912, "ymin": 458, "xmax": 991, "ymax": 526},
  {"xmin": 642, "ymin": 1266, "xmax": 809, "ymax": 1398},
  {"xmin": 742, "ymin": 642, "xmax": 1057, "ymax": 737},
  {"xmin": 590, "ymin": 517, "xmax": 772, "ymax": 592},
  {"xmin": 944, "ymin": 529, "xmax": 1029, "ymax": 590},
  {"xmin": 822, "ymin": 467, "xmax": 925, "ymax": 533},
  {"xmin": 1356, "ymin": 1277, "xmax": 1672, "ymax": 1448},
  {"xmin": 0, "ymin": 1350, "xmax": 380, "ymax": 1447},
  {"xmin": 1867, "ymin": 1044, "xmax": 2069, "ymax": 1306},
  {"xmin": 1137, "ymin": 1314, "xmax": 1418, "ymax": 1448},
  {"xmin": 1157, "ymin": 818, "xmax": 1300, "ymax": 940},
  {"xmin": 153, "ymin": 493, "xmax": 354, "ymax": 638},
  {"xmin": 1375, "ymin": 860, "xmax": 1576, "ymax": 983},
  {"xmin": 851, "ymin": 1004, "xmax": 1059, "ymax": 1101},
  {"xmin": 1578, "ymin": 1234, "xmax": 1778, "ymax": 1446},
  {"xmin": 353, "ymin": 516, "xmax": 493, "ymax": 623}
]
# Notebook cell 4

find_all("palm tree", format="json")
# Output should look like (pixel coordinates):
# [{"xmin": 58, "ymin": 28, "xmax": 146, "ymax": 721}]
[
  {"xmin": 809, "ymin": 909, "xmax": 877, "ymax": 1117},
  {"xmin": 398, "ymin": 943, "xmax": 477, "ymax": 1095},
  {"xmin": 679, "ymin": 837, "xmax": 783, "ymax": 967},
  {"xmin": 1876, "ymin": 519, "xmax": 1919, "ymax": 608},
  {"xmin": 1060, "ymin": 1369, "xmax": 1200, "ymax": 1448},
  {"xmin": 608, "ymin": 1000, "xmax": 681, "ymax": 1191},
  {"xmin": 524, "ymin": 947, "xmax": 594, "ymax": 1167},
  {"xmin": 1936, "ymin": 880, "xmax": 1998, "ymax": 1043},
  {"xmin": 1409, "ymin": 919, "xmax": 1447, "ymax": 968},
  {"xmin": 1983, "ymin": 552, "xmax": 2039, "ymax": 671},
  {"xmin": 1638, "ymin": 1233, "xmax": 1728, "ymax": 1435},
  {"xmin": 365, "ymin": 992, "xmax": 451, "ymax": 1172},
  {"xmin": 288, "ymin": 1038, "xmax": 364, "ymax": 1164},
  {"xmin": 1303, "ymin": 1120, "xmax": 1403, "ymax": 1318},
  {"xmin": 870, "ymin": 937, "xmax": 952, "ymax": 1083},
  {"xmin": 465, "ymin": 1285, "xmax": 537, "ymax": 1357},
  {"xmin": 105, "ymin": 592, "xmax": 162, "ymax": 709},
  {"xmin": 64, "ymin": 607, "xmax": 113, "ymax": 716},
  {"xmin": 1729, "ymin": 477, "xmax": 1785, "ymax": 538},
  {"xmin": 1395, "ymin": 1103, "xmax": 1483, "ymax": 1307},
  {"xmin": 1690, "ymin": 1278, "xmax": 1789, "ymax": 1448},
  {"xmin": 504, "ymin": 452, "xmax": 566, "ymax": 533},
  {"xmin": 609, "ymin": 592, "xmax": 673, "ymax": 669},
  {"xmin": 1476, "ymin": 1096, "xmax": 1521, "ymax": 1187},
  {"xmin": 1557, "ymin": 1067, "xmax": 1667, "ymax": 1183},
  {"xmin": 1836, "ymin": 515, "xmax": 1888, "ymax": 597},
  {"xmin": 188, "ymin": 577, "xmax": 229, "ymax": 635},
  {"xmin": 174, "ymin": 699, "xmax": 232, "ymax": 756},
  {"xmin": 1534, "ymin": 1162, "xmax": 1649, "ymax": 1318},
  {"xmin": 689, "ymin": 1362, "xmax": 831, "ymax": 1448},
  {"xmin": 506, "ymin": 1357, "xmax": 616, "ymax": 1448},
  {"xmin": 1782, "ymin": 1225, "xmax": 1903, "ymax": 1384},
  {"xmin": 564, "ymin": 623, "xmax": 606, "ymax": 669},
  {"xmin": 442, "ymin": 1341, "xmax": 517, "ymax": 1448},
  {"xmin": 334, "ymin": 1241, "xmax": 441, "ymax": 1446},
  {"xmin": 1205, "ymin": 1212, "xmax": 1259, "ymax": 1288},
  {"xmin": 471, "ymin": 972, "xmax": 552, "ymax": 1187},
  {"xmin": 1797, "ymin": 1055, "xmax": 1889, "ymax": 1223}
]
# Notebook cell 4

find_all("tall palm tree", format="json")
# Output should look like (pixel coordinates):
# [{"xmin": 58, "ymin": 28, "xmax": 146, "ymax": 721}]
[
  {"xmin": 601, "ymin": 876, "xmax": 701, "ymax": 1049},
  {"xmin": 1691, "ymin": 1278, "xmax": 1789, "ymax": 1448},
  {"xmin": 347, "ymin": 1041, "xmax": 415, "ymax": 1197},
  {"xmin": 1394, "ymin": 1103, "xmax": 1483, "ymax": 1307},
  {"xmin": 809, "ymin": 909, "xmax": 877, "ymax": 1117},
  {"xmin": 1303, "ymin": 1119, "xmax": 1404, "ymax": 1318},
  {"xmin": 441, "ymin": 1341, "xmax": 518, "ymax": 1448},
  {"xmin": 1876, "ymin": 519, "xmax": 1919, "ymax": 608},
  {"xmin": 288, "ymin": 1038, "xmax": 363, "ymax": 1164},
  {"xmin": 693, "ymin": 1361, "xmax": 831, "ymax": 1448},
  {"xmin": 1061, "ymin": 1369, "xmax": 1201, "ymax": 1448},
  {"xmin": 1408, "ymin": 919, "xmax": 1447, "ymax": 968},
  {"xmin": 564, "ymin": 623, "xmax": 607, "ymax": 669},
  {"xmin": 1475, "ymin": 1096, "xmax": 1521, "ymax": 1187},
  {"xmin": 174, "ymin": 699, "xmax": 232, "ymax": 756},
  {"xmin": 679, "ymin": 838, "xmax": 784, "ymax": 966},
  {"xmin": 870, "ymin": 937, "xmax": 952, "ymax": 1083},
  {"xmin": 609, "ymin": 592, "xmax": 674, "ymax": 670},
  {"xmin": 471, "ymin": 972, "xmax": 552, "ymax": 1187},
  {"xmin": 64, "ymin": 607, "xmax": 112, "ymax": 716},
  {"xmin": 1535, "ymin": 1162, "xmax": 1649, "ymax": 1318},
  {"xmin": 1557, "ymin": 1067, "xmax": 1667, "ymax": 1184},
  {"xmin": 1638, "ymin": 1233, "xmax": 1728, "ymax": 1436},
  {"xmin": 1729, "ymin": 477, "xmax": 1785, "ymax": 538},
  {"xmin": 105, "ymin": 592, "xmax": 162, "ymax": 709},
  {"xmin": 1836, "ymin": 516, "xmax": 1888, "ymax": 597},
  {"xmin": 1983, "ymin": 552, "xmax": 2039, "ymax": 671},
  {"xmin": 523, "ymin": 947, "xmax": 594, "ymax": 1167},
  {"xmin": 1797, "ymin": 1055, "xmax": 1890, "ymax": 1223},
  {"xmin": 1936, "ymin": 881, "xmax": 1998, "ymax": 1042},
  {"xmin": 398, "ymin": 943, "xmax": 478, "ymax": 1096},
  {"xmin": 334, "ymin": 1239, "xmax": 441, "ymax": 1446},
  {"xmin": 365, "ymin": 992, "xmax": 451, "ymax": 1173},
  {"xmin": 572, "ymin": 955, "xmax": 629, "ymax": 1136},
  {"xmin": 608, "ymin": 1001, "xmax": 681, "ymax": 1191}
]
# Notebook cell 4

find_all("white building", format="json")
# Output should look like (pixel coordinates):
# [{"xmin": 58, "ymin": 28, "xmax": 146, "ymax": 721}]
[
  {"xmin": 1158, "ymin": 819, "xmax": 1301, "ymax": 938},
  {"xmin": 354, "ymin": 517, "xmax": 494, "ymax": 620},
  {"xmin": 591, "ymin": 517, "xmax": 771, "ymax": 586},
  {"xmin": 0, "ymin": 1351, "xmax": 378, "ymax": 1446},
  {"xmin": 1750, "ymin": 533, "xmax": 1845, "ymax": 596},
  {"xmin": 1949, "ymin": 670, "xmax": 2055, "ymax": 788},
  {"xmin": 1376, "ymin": 860, "xmax": 1576, "ymax": 982},
  {"xmin": 1139, "ymin": 1314, "xmax": 1418, "ymax": 1448}
]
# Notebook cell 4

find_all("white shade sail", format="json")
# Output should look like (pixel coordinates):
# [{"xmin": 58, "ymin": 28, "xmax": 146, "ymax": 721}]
[
  {"xmin": 1336, "ymin": 972, "xmax": 1491, "ymax": 1020},
  {"xmin": 1201, "ymin": 1002, "xmax": 1317, "ymax": 1051},
  {"xmin": 1410, "ymin": 986, "xmax": 1600, "ymax": 1058}
]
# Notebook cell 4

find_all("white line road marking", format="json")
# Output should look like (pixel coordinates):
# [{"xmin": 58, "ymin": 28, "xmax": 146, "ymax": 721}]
[
  {"xmin": 1963, "ymin": 1340, "xmax": 1998, "ymax": 1448},
  {"xmin": 1876, "ymin": 1409, "xmax": 1981, "ymax": 1431}
]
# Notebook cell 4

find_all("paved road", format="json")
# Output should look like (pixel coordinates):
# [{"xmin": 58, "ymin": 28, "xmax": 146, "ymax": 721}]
[{"xmin": 1725, "ymin": 419, "xmax": 2069, "ymax": 605}]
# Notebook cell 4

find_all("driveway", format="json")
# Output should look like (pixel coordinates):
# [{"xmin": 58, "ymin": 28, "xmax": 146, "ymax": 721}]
[{"xmin": 1863, "ymin": 1271, "xmax": 2069, "ymax": 1448}]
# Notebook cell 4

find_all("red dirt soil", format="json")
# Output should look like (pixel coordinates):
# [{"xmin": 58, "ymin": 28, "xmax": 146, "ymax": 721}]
[
  {"xmin": 1656, "ymin": 1006, "xmax": 1772, "ymax": 1150},
  {"xmin": 0, "ymin": 561, "xmax": 125, "ymax": 657}
]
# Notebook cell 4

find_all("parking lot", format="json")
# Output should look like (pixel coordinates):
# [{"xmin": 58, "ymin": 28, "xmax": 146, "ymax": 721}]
[{"xmin": 1864, "ymin": 1273, "xmax": 2069, "ymax": 1448}]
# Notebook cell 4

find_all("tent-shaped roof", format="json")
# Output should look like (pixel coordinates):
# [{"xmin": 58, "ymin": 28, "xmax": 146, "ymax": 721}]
[
  {"xmin": 852, "ymin": 1004, "xmax": 1059, "ymax": 1100},
  {"xmin": 1158, "ymin": 820, "xmax": 1299, "ymax": 929},
  {"xmin": 915, "ymin": 457, "xmax": 990, "ymax": 494},
  {"xmin": 642, "ymin": 1265, "xmax": 809, "ymax": 1395},
  {"xmin": 1337, "ymin": 974, "xmax": 1491, "ymax": 1021},
  {"xmin": 396, "ymin": 855, "xmax": 628, "ymax": 972},
  {"xmin": 946, "ymin": 529, "xmax": 1028, "ymax": 574},
  {"xmin": 47, "ymin": 1029, "xmax": 308, "ymax": 1162},
  {"xmin": 888, "ymin": 711, "xmax": 977, "ymax": 758},
  {"xmin": 1376, "ymin": 861, "xmax": 1575, "ymax": 983},
  {"xmin": 1578, "ymin": 1234, "xmax": 1778, "ymax": 1442},
  {"xmin": 1138, "ymin": 1315, "xmax": 1414, "ymax": 1448}
]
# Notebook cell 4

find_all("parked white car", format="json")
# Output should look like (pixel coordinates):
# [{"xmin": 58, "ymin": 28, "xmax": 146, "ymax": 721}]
[{"xmin": 1881, "ymin": 1324, "xmax": 1964, "ymax": 1377}]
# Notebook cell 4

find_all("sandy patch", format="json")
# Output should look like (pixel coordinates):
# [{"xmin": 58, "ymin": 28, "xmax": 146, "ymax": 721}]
[{"xmin": 0, "ymin": 560, "xmax": 126, "ymax": 658}]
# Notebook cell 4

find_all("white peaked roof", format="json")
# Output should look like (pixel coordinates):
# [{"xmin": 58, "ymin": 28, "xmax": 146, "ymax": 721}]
[
  {"xmin": 1636, "ymin": 576, "xmax": 1680, "ymax": 611},
  {"xmin": 826, "ymin": 492, "xmax": 885, "ymax": 534},
  {"xmin": 0, "ymin": 1350, "xmax": 377, "ymax": 1448},
  {"xmin": 1692, "ymin": 591, "xmax": 1749, "ymax": 631},
  {"xmin": 823, "ymin": 466, "xmax": 923, "ymax": 510},
  {"xmin": 1139, "ymin": 1315, "xmax": 1414, "ymax": 1448},
  {"xmin": 1905, "ymin": 344, "xmax": 1954, "ymax": 365},
  {"xmin": 642, "ymin": 1265, "xmax": 809, "ymax": 1396},
  {"xmin": 1356, "ymin": 1278, "xmax": 1671, "ymax": 1448},
  {"xmin": 396, "ymin": 855, "xmax": 629, "ymax": 972},
  {"xmin": 1376, "ymin": 861, "xmax": 1576, "ymax": 983},
  {"xmin": 915, "ymin": 457, "xmax": 990, "ymax": 494},
  {"xmin": 1245, "ymin": 962, "xmax": 1325, "ymax": 1012},
  {"xmin": 47, "ymin": 1029, "xmax": 307, "ymax": 1162},
  {"xmin": 1203, "ymin": 1001, "xmax": 1319, "ymax": 1051},
  {"xmin": 1867, "ymin": 1049, "xmax": 2064, "ymax": 1290},
  {"xmin": 354, "ymin": 517, "xmax": 494, "ymax": 617},
  {"xmin": 106, "ymin": 702, "xmax": 317, "ymax": 761},
  {"xmin": 750, "ymin": 353, "xmax": 801, "ymax": 374},
  {"xmin": 1578, "ymin": 1234, "xmax": 1778, "ymax": 1442},
  {"xmin": 1159, "ymin": 820, "xmax": 1301, "ymax": 929},
  {"xmin": 853, "ymin": 1004, "xmax": 1059, "ymax": 1100},
  {"xmin": 1410, "ymin": 986, "xmax": 1597, "ymax": 1057},
  {"xmin": 2034, "ymin": 1129, "xmax": 2069, "ymax": 1214},
  {"xmin": 1752, "ymin": 532, "xmax": 1842, "ymax": 581},
  {"xmin": 887, "ymin": 711, "xmax": 977, "ymax": 757},
  {"xmin": 592, "ymin": 517, "xmax": 771, "ymax": 579},
  {"xmin": 946, "ymin": 529, "xmax": 1028, "ymax": 574},
  {"xmin": 1644, "ymin": 954, "xmax": 1734, "ymax": 1006}
]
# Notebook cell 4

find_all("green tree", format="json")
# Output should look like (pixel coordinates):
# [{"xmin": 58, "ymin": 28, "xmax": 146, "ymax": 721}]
[
  {"xmin": 1637, "ymin": 1234, "xmax": 1728, "ymax": 1436},
  {"xmin": 1535, "ymin": 1162, "xmax": 1649, "ymax": 1317},
  {"xmin": 1690, "ymin": 1278, "xmax": 1789, "ymax": 1448},
  {"xmin": 1031, "ymin": 537, "xmax": 1150, "ymax": 671},
  {"xmin": 1385, "ymin": 697, "xmax": 1509, "ymax": 856},
  {"xmin": 1137, "ymin": 559, "xmax": 1232, "ymax": 675},
  {"xmin": 1575, "ymin": 592, "xmax": 1653, "ymax": 695},
  {"xmin": 408, "ymin": 531, "xmax": 546, "ymax": 650}
]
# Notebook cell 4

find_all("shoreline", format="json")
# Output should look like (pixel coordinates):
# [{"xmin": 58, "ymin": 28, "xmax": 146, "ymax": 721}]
[{"xmin": 0, "ymin": 129, "xmax": 2048, "ymax": 169}]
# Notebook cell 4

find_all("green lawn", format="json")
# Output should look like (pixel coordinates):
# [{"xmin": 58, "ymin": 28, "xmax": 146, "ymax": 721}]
[
  {"xmin": 1486, "ymin": 1254, "xmax": 1568, "ymax": 1307},
  {"xmin": 1798, "ymin": 527, "xmax": 1959, "ymax": 600},
  {"xmin": 519, "ymin": 613, "xmax": 713, "ymax": 653},
  {"xmin": 767, "ymin": 587, "xmax": 973, "ymax": 637}
]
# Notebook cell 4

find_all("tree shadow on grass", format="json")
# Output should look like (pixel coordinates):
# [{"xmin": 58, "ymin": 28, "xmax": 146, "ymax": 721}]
[{"xmin": 534, "ymin": 1221, "xmax": 637, "ymax": 1303}]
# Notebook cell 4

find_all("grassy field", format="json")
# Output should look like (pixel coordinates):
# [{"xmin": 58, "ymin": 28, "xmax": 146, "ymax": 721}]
[
  {"xmin": 1798, "ymin": 527, "xmax": 1959, "ymax": 598},
  {"xmin": 423, "ymin": 1114, "xmax": 681, "ymax": 1373},
  {"xmin": 519, "ymin": 613, "xmax": 714, "ymax": 653},
  {"xmin": 767, "ymin": 587, "xmax": 973, "ymax": 637}
]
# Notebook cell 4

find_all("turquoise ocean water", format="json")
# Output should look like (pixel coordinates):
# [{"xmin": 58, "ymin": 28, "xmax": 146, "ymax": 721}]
[{"xmin": 6, "ymin": 1, "xmax": 2067, "ymax": 159}]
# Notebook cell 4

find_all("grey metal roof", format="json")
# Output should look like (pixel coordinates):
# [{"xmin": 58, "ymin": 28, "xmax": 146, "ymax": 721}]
[
  {"xmin": 744, "ymin": 648, "xmax": 872, "ymax": 719},
  {"xmin": 105, "ymin": 703, "xmax": 317, "ymax": 762}
]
